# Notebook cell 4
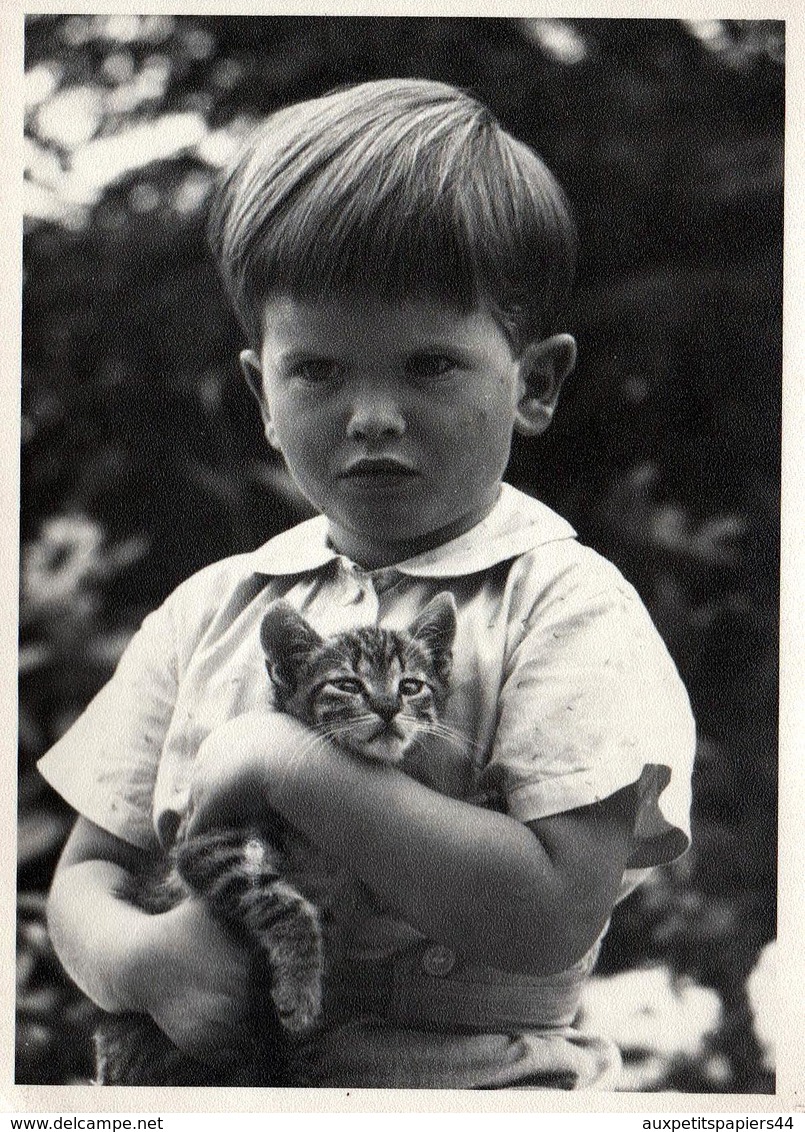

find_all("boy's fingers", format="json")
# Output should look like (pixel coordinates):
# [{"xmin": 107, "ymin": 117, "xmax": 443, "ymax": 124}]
[
  {"xmin": 157, "ymin": 1003, "xmax": 252, "ymax": 1063},
  {"xmin": 184, "ymin": 712, "xmax": 312, "ymax": 836},
  {"xmin": 183, "ymin": 780, "xmax": 264, "ymax": 838}
]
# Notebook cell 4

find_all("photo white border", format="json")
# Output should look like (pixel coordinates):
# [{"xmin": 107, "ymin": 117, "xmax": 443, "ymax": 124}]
[{"xmin": 1, "ymin": 0, "xmax": 801, "ymax": 1116}]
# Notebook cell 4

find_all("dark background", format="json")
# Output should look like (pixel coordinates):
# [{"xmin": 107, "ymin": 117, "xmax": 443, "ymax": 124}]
[{"xmin": 17, "ymin": 16, "xmax": 783, "ymax": 1090}]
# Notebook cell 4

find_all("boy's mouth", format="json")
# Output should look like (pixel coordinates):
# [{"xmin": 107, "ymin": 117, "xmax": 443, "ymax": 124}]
[{"xmin": 342, "ymin": 458, "xmax": 418, "ymax": 478}]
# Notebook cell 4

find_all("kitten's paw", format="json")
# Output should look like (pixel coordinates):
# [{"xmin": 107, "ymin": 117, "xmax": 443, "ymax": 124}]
[{"xmin": 271, "ymin": 975, "xmax": 323, "ymax": 1034}]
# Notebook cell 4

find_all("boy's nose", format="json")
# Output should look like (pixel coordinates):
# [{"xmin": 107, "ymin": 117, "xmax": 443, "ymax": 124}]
[{"xmin": 346, "ymin": 394, "xmax": 406, "ymax": 442}]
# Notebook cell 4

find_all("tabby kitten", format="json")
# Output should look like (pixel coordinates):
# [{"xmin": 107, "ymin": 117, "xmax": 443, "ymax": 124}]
[
  {"xmin": 260, "ymin": 590, "xmax": 457, "ymax": 769},
  {"xmin": 93, "ymin": 591, "xmax": 458, "ymax": 1086}
]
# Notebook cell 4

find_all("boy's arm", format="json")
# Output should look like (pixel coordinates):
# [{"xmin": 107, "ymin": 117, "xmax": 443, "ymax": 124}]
[
  {"xmin": 47, "ymin": 817, "xmax": 258, "ymax": 1060},
  {"xmin": 186, "ymin": 713, "xmax": 635, "ymax": 976},
  {"xmin": 280, "ymin": 748, "xmax": 634, "ymax": 975}
]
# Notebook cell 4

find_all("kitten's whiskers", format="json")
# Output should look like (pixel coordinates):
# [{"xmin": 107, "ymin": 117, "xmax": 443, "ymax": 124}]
[{"xmin": 415, "ymin": 718, "xmax": 479, "ymax": 755}]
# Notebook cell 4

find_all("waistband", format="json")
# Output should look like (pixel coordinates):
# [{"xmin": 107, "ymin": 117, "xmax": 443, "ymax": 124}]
[{"xmin": 326, "ymin": 940, "xmax": 600, "ymax": 1033}]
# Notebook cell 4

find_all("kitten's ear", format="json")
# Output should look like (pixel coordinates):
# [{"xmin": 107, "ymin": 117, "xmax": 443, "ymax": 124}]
[
  {"xmin": 260, "ymin": 600, "xmax": 323, "ymax": 697},
  {"xmin": 409, "ymin": 591, "xmax": 457, "ymax": 680}
]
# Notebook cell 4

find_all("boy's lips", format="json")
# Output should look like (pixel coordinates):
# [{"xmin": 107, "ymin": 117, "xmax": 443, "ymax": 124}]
[{"xmin": 342, "ymin": 458, "xmax": 418, "ymax": 478}]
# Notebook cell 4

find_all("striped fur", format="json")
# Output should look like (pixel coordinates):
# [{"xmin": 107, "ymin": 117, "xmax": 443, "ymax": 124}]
[{"xmin": 94, "ymin": 827, "xmax": 320, "ymax": 1085}]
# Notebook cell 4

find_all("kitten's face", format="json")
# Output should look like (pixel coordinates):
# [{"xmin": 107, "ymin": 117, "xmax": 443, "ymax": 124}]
[
  {"xmin": 260, "ymin": 593, "xmax": 456, "ymax": 765},
  {"xmin": 297, "ymin": 633, "xmax": 444, "ymax": 763}
]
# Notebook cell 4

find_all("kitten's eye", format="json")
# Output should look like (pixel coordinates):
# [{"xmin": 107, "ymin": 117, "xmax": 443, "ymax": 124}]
[
  {"xmin": 331, "ymin": 677, "xmax": 364, "ymax": 694},
  {"xmin": 405, "ymin": 354, "xmax": 457, "ymax": 381},
  {"xmin": 398, "ymin": 677, "xmax": 426, "ymax": 696}
]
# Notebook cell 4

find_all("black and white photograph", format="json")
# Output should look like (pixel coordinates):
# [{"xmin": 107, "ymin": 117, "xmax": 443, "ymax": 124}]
[{"xmin": 10, "ymin": 10, "xmax": 793, "ymax": 1105}]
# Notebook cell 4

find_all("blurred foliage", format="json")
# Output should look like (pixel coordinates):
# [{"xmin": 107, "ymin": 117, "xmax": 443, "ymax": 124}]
[{"xmin": 18, "ymin": 17, "xmax": 782, "ymax": 1090}]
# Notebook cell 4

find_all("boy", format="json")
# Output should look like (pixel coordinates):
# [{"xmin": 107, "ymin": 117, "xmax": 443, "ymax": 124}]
[{"xmin": 39, "ymin": 78, "xmax": 695, "ymax": 1089}]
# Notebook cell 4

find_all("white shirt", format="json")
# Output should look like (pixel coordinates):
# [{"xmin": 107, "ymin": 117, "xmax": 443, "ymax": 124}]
[
  {"xmin": 38, "ymin": 484, "xmax": 696, "ymax": 1087},
  {"xmin": 39, "ymin": 483, "xmax": 694, "ymax": 870}
]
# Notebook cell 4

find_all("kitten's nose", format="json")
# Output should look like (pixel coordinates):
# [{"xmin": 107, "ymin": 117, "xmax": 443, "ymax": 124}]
[{"xmin": 371, "ymin": 695, "xmax": 399, "ymax": 724}]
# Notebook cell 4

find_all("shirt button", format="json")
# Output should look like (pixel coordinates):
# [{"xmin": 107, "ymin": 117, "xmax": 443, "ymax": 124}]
[{"xmin": 421, "ymin": 944, "xmax": 456, "ymax": 977}]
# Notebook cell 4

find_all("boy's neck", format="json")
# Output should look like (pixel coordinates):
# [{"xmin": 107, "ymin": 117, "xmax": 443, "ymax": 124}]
[{"xmin": 326, "ymin": 490, "xmax": 502, "ymax": 570}]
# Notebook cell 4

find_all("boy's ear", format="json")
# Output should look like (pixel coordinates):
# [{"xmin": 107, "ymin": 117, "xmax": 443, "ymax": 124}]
[
  {"xmin": 514, "ymin": 334, "xmax": 577, "ymax": 437},
  {"xmin": 240, "ymin": 349, "xmax": 279, "ymax": 450}
]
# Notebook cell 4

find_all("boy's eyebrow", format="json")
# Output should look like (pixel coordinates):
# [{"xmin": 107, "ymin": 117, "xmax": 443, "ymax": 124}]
[
  {"xmin": 274, "ymin": 346, "xmax": 338, "ymax": 365},
  {"xmin": 406, "ymin": 339, "xmax": 494, "ymax": 365},
  {"xmin": 274, "ymin": 342, "xmax": 475, "ymax": 367},
  {"xmin": 406, "ymin": 341, "xmax": 466, "ymax": 355},
  {"xmin": 275, "ymin": 337, "xmax": 467, "ymax": 355}
]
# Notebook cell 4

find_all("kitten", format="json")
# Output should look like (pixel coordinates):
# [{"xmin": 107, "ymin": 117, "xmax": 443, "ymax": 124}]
[
  {"xmin": 260, "ymin": 590, "xmax": 457, "ymax": 770},
  {"xmin": 93, "ymin": 591, "xmax": 458, "ymax": 1086}
]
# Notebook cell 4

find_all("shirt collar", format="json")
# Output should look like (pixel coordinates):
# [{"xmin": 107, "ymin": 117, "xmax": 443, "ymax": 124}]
[{"xmin": 248, "ymin": 483, "xmax": 576, "ymax": 580}]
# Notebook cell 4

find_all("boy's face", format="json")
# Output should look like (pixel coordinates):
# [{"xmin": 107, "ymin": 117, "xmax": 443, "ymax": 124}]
[{"xmin": 242, "ymin": 294, "xmax": 574, "ymax": 569}]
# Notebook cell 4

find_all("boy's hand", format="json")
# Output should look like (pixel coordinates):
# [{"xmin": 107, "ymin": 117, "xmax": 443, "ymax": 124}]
[
  {"xmin": 184, "ymin": 711, "xmax": 314, "ymax": 838},
  {"xmin": 138, "ymin": 894, "xmax": 260, "ymax": 1062},
  {"xmin": 48, "ymin": 819, "xmax": 273, "ymax": 1053}
]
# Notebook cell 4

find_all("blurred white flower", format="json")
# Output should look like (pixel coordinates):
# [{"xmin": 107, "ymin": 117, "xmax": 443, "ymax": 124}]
[
  {"xmin": 581, "ymin": 965, "xmax": 722, "ymax": 1055},
  {"xmin": 172, "ymin": 171, "xmax": 213, "ymax": 215},
  {"xmin": 652, "ymin": 504, "xmax": 744, "ymax": 564},
  {"xmin": 106, "ymin": 57, "xmax": 172, "ymax": 115},
  {"xmin": 64, "ymin": 111, "xmax": 207, "ymax": 204},
  {"xmin": 24, "ymin": 63, "xmax": 62, "ymax": 112},
  {"xmin": 101, "ymin": 50, "xmax": 136, "ymax": 85},
  {"xmin": 21, "ymin": 513, "xmax": 146, "ymax": 623},
  {"xmin": 521, "ymin": 19, "xmax": 588, "ymax": 65},
  {"xmin": 103, "ymin": 15, "xmax": 145, "ymax": 43},
  {"xmin": 745, "ymin": 940, "xmax": 775, "ymax": 1072},
  {"xmin": 36, "ymin": 85, "xmax": 105, "ymax": 150},
  {"xmin": 24, "ymin": 179, "xmax": 88, "ymax": 230},
  {"xmin": 24, "ymin": 137, "xmax": 63, "ymax": 188},
  {"xmin": 140, "ymin": 16, "xmax": 175, "ymax": 44},
  {"xmin": 180, "ymin": 25, "xmax": 216, "ymax": 61},
  {"xmin": 22, "ymin": 514, "xmax": 105, "ymax": 619},
  {"xmin": 196, "ymin": 118, "xmax": 256, "ymax": 168},
  {"xmin": 579, "ymin": 966, "xmax": 723, "ymax": 1089}
]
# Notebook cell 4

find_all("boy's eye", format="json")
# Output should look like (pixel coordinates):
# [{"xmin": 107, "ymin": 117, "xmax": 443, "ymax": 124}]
[
  {"xmin": 330, "ymin": 677, "xmax": 364, "ymax": 694},
  {"xmin": 398, "ymin": 677, "xmax": 426, "ymax": 696},
  {"xmin": 405, "ymin": 354, "xmax": 457, "ymax": 381},
  {"xmin": 290, "ymin": 357, "xmax": 341, "ymax": 383}
]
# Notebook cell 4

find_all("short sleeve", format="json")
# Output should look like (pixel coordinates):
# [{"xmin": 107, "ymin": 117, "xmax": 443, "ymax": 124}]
[
  {"xmin": 37, "ymin": 601, "xmax": 179, "ymax": 850},
  {"xmin": 490, "ymin": 549, "xmax": 695, "ymax": 868}
]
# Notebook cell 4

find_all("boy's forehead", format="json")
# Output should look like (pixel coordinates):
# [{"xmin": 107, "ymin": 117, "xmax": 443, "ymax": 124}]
[{"xmin": 258, "ymin": 292, "xmax": 502, "ymax": 349}]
